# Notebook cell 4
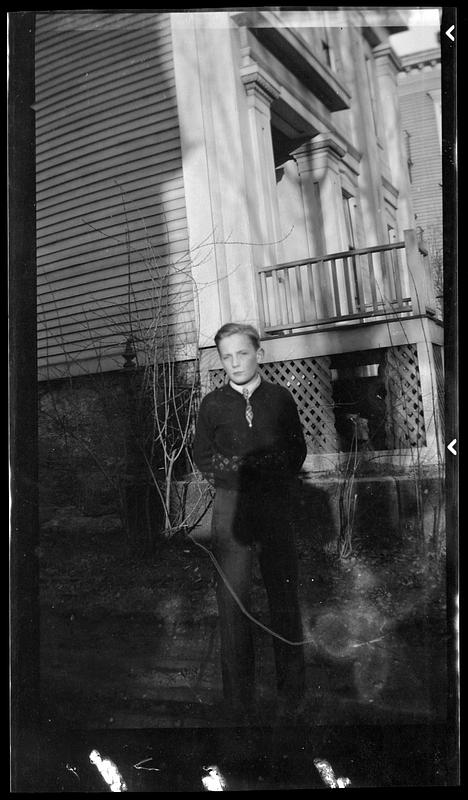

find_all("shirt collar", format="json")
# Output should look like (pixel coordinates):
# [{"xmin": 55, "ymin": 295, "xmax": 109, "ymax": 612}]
[{"xmin": 229, "ymin": 372, "xmax": 261, "ymax": 397}]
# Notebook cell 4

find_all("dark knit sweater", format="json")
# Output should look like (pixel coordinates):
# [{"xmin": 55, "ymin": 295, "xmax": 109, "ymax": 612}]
[{"xmin": 193, "ymin": 379, "xmax": 307, "ymax": 490}]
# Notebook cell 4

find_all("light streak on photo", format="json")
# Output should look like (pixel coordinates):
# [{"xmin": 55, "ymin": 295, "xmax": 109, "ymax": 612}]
[
  {"xmin": 314, "ymin": 758, "xmax": 351, "ymax": 789},
  {"xmin": 201, "ymin": 764, "xmax": 227, "ymax": 791},
  {"xmin": 89, "ymin": 749, "xmax": 128, "ymax": 792}
]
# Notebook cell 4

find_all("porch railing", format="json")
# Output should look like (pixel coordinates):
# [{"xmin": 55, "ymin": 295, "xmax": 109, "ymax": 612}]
[{"xmin": 256, "ymin": 229, "xmax": 436, "ymax": 334}]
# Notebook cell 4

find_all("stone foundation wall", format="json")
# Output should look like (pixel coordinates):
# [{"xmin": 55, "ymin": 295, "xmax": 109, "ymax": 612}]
[
  {"xmin": 39, "ymin": 370, "xmax": 444, "ymax": 552},
  {"xmin": 186, "ymin": 473, "xmax": 445, "ymax": 551},
  {"xmin": 39, "ymin": 371, "xmax": 133, "ymax": 517}
]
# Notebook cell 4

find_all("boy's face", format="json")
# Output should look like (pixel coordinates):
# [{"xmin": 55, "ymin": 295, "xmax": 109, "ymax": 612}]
[{"xmin": 217, "ymin": 333, "xmax": 263, "ymax": 385}]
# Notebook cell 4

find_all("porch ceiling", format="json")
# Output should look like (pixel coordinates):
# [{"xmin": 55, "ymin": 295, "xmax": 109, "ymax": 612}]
[{"xmin": 232, "ymin": 9, "xmax": 351, "ymax": 111}]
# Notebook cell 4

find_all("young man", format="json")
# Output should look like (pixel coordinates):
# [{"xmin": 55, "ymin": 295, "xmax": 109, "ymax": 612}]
[{"xmin": 193, "ymin": 322, "xmax": 307, "ymax": 722}]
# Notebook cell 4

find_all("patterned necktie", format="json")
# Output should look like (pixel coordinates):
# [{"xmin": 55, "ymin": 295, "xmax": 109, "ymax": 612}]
[{"xmin": 243, "ymin": 387, "xmax": 254, "ymax": 428}]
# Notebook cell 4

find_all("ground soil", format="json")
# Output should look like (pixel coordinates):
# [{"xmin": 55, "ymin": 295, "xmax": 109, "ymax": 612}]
[{"xmin": 39, "ymin": 508, "xmax": 449, "ymax": 734}]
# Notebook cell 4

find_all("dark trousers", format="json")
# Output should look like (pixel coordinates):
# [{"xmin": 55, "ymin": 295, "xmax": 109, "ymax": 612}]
[{"xmin": 211, "ymin": 486, "xmax": 305, "ymax": 711}]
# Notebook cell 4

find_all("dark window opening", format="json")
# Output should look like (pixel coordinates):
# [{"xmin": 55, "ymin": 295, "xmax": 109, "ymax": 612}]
[
  {"xmin": 271, "ymin": 124, "xmax": 310, "ymax": 171},
  {"xmin": 331, "ymin": 350, "xmax": 388, "ymax": 452}
]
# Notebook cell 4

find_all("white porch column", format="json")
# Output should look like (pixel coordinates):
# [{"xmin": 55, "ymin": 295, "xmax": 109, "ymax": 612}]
[
  {"xmin": 240, "ymin": 61, "xmax": 283, "ymax": 267},
  {"xmin": 294, "ymin": 134, "xmax": 347, "ymax": 252},
  {"xmin": 374, "ymin": 44, "xmax": 415, "ymax": 234},
  {"xmin": 294, "ymin": 134, "xmax": 347, "ymax": 319},
  {"xmin": 171, "ymin": 12, "xmax": 262, "ymax": 346}
]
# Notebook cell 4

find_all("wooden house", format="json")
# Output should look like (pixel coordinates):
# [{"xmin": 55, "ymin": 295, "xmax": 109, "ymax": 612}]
[{"xmin": 35, "ymin": 9, "xmax": 444, "ymax": 470}]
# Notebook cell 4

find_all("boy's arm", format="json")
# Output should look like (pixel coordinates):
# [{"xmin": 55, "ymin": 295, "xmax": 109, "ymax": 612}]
[
  {"xmin": 283, "ymin": 391, "xmax": 307, "ymax": 473},
  {"xmin": 193, "ymin": 398, "xmax": 216, "ymax": 485},
  {"xmin": 193, "ymin": 396, "xmax": 244, "ymax": 486}
]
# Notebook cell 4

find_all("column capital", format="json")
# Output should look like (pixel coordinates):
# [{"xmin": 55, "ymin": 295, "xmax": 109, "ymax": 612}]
[
  {"xmin": 294, "ymin": 132, "xmax": 346, "ymax": 175},
  {"xmin": 241, "ymin": 61, "xmax": 281, "ymax": 106},
  {"xmin": 373, "ymin": 44, "xmax": 403, "ymax": 79}
]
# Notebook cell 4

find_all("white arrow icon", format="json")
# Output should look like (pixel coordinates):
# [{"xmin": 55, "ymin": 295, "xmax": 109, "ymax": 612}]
[
  {"xmin": 446, "ymin": 25, "xmax": 455, "ymax": 41},
  {"xmin": 447, "ymin": 439, "xmax": 457, "ymax": 455}
]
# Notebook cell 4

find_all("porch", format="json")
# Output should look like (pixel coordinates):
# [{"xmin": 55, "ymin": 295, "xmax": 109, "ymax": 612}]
[
  {"xmin": 200, "ymin": 229, "xmax": 443, "ymax": 468},
  {"xmin": 255, "ymin": 229, "xmax": 437, "ymax": 336}
]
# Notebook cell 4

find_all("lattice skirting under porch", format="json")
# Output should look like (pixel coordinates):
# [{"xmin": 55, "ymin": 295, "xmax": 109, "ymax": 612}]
[
  {"xmin": 209, "ymin": 356, "xmax": 339, "ymax": 454},
  {"xmin": 208, "ymin": 344, "xmax": 430, "ymax": 454},
  {"xmin": 381, "ymin": 344, "xmax": 427, "ymax": 448},
  {"xmin": 432, "ymin": 343, "xmax": 445, "ymax": 440}
]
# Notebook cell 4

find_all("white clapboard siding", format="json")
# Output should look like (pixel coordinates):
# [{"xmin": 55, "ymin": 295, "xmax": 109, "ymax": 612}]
[
  {"xmin": 39, "ymin": 270, "xmax": 195, "ymax": 301},
  {"xmin": 36, "ymin": 100, "xmax": 179, "ymax": 155},
  {"xmin": 37, "ymin": 113, "xmax": 181, "ymax": 169},
  {"xmin": 36, "ymin": 174, "xmax": 184, "ymax": 217},
  {"xmin": 38, "ymin": 291, "xmax": 196, "ymax": 335},
  {"xmin": 38, "ymin": 305, "xmax": 197, "ymax": 347},
  {"xmin": 37, "ymin": 140, "xmax": 184, "ymax": 188},
  {"xmin": 38, "ymin": 299, "xmax": 197, "ymax": 344},
  {"xmin": 36, "ymin": 25, "xmax": 172, "ymax": 84},
  {"xmin": 37, "ymin": 215, "xmax": 190, "ymax": 261},
  {"xmin": 37, "ymin": 236, "xmax": 191, "ymax": 282},
  {"xmin": 38, "ymin": 290, "xmax": 196, "ymax": 320},
  {"xmin": 37, "ymin": 194, "xmax": 187, "ymax": 241},
  {"xmin": 38, "ymin": 263, "xmax": 194, "ymax": 306},
  {"xmin": 36, "ymin": 154, "xmax": 184, "ymax": 206},
  {"xmin": 35, "ymin": 12, "xmax": 168, "ymax": 70},
  {"xmin": 39, "ymin": 314, "xmax": 196, "ymax": 369},
  {"xmin": 36, "ymin": 11, "xmax": 194, "ymax": 379},
  {"xmin": 37, "ymin": 172, "xmax": 185, "ymax": 218},
  {"xmin": 36, "ymin": 82, "xmax": 177, "ymax": 137},
  {"xmin": 36, "ymin": 50, "xmax": 175, "ymax": 113}
]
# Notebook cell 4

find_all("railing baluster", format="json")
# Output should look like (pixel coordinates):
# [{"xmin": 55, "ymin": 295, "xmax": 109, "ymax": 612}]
[
  {"xmin": 329, "ymin": 257, "xmax": 341, "ymax": 318},
  {"xmin": 343, "ymin": 255, "xmax": 354, "ymax": 315},
  {"xmin": 391, "ymin": 247, "xmax": 404, "ymax": 309},
  {"xmin": 307, "ymin": 262, "xmax": 317, "ymax": 321},
  {"xmin": 297, "ymin": 264, "xmax": 306, "ymax": 322},
  {"xmin": 255, "ymin": 269, "xmax": 265, "ymax": 329},
  {"xmin": 380, "ymin": 249, "xmax": 397, "ymax": 310},
  {"xmin": 260, "ymin": 271, "xmax": 269, "ymax": 328},
  {"xmin": 353, "ymin": 252, "xmax": 366, "ymax": 313},
  {"xmin": 367, "ymin": 251, "xmax": 379, "ymax": 312},
  {"xmin": 378, "ymin": 250, "xmax": 389, "ymax": 308},
  {"xmin": 283, "ymin": 267, "xmax": 292, "ymax": 324},
  {"xmin": 271, "ymin": 269, "xmax": 282, "ymax": 326}
]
